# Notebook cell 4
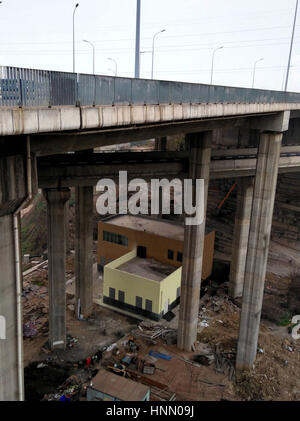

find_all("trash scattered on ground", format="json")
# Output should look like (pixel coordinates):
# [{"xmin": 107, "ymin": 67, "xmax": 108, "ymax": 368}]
[
  {"xmin": 194, "ymin": 354, "xmax": 215, "ymax": 366},
  {"xmin": 23, "ymin": 322, "xmax": 38, "ymax": 338},
  {"xmin": 37, "ymin": 362, "xmax": 48, "ymax": 369}
]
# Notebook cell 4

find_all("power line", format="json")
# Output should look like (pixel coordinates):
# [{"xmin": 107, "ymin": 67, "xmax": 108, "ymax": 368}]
[
  {"xmin": 117, "ymin": 65, "xmax": 300, "ymax": 75},
  {"xmin": 88, "ymin": 9, "xmax": 292, "ymax": 31},
  {"xmin": 0, "ymin": 24, "xmax": 299, "ymax": 47},
  {"xmin": 1, "ymin": 39, "xmax": 299, "ymax": 56},
  {"xmin": 1, "ymin": 34, "xmax": 300, "ymax": 54}
]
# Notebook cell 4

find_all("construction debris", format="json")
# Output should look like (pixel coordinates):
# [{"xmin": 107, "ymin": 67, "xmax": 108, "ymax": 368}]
[
  {"xmin": 213, "ymin": 345, "xmax": 235, "ymax": 380},
  {"xmin": 23, "ymin": 322, "xmax": 38, "ymax": 338}
]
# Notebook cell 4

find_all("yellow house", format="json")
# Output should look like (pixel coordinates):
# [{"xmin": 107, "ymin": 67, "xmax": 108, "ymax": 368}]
[
  {"xmin": 98, "ymin": 215, "xmax": 215, "ymax": 280},
  {"xmin": 103, "ymin": 248, "xmax": 182, "ymax": 320},
  {"xmin": 100, "ymin": 215, "xmax": 215, "ymax": 320}
]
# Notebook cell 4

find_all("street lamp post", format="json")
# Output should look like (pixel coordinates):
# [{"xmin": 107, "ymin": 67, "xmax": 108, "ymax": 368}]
[
  {"xmin": 83, "ymin": 40, "xmax": 95, "ymax": 74},
  {"xmin": 151, "ymin": 29, "xmax": 166, "ymax": 79},
  {"xmin": 285, "ymin": 0, "xmax": 299, "ymax": 91},
  {"xmin": 210, "ymin": 46, "xmax": 223, "ymax": 85},
  {"xmin": 73, "ymin": 3, "xmax": 79, "ymax": 73},
  {"xmin": 107, "ymin": 57, "xmax": 118, "ymax": 76},
  {"xmin": 252, "ymin": 58, "xmax": 264, "ymax": 88}
]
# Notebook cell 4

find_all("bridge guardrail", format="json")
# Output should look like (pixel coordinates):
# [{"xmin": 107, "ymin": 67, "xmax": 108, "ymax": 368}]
[{"xmin": 1, "ymin": 65, "xmax": 300, "ymax": 108}]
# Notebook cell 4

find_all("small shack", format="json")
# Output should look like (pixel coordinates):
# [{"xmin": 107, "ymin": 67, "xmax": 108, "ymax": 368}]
[{"xmin": 87, "ymin": 369, "xmax": 150, "ymax": 401}]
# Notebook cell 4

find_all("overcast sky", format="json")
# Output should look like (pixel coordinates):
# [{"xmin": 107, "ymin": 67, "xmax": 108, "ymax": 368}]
[{"xmin": 0, "ymin": 0, "xmax": 299, "ymax": 91}]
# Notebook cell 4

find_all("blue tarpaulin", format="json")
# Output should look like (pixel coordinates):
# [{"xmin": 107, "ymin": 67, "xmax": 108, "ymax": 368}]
[{"xmin": 148, "ymin": 350, "xmax": 172, "ymax": 360}]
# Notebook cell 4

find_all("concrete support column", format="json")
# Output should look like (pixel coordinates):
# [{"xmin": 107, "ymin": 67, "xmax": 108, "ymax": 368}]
[
  {"xmin": 154, "ymin": 136, "xmax": 167, "ymax": 151},
  {"xmin": 75, "ymin": 186, "xmax": 94, "ymax": 319},
  {"xmin": 44, "ymin": 188, "xmax": 70, "ymax": 350},
  {"xmin": 0, "ymin": 214, "xmax": 23, "ymax": 401},
  {"xmin": 65, "ymin": 200, "xmax": 70, "ymax": 254},
  {"xmin": 177, "ymin": 131, "xmax": 212, "ymax": 351},
  {"xmin": 229, "ymin": 177, "xmax": 254, "ymax": 299},
  {"xmin": 236, "ymin": 132, "xmax": 282, "ymax": 371},
  {"xmin": 154, "ymin": 137, "xmax": 167, "ymax": 218}
]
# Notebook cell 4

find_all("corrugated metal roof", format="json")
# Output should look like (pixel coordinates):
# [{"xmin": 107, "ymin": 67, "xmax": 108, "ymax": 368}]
[{"xmin": 89, "ymin": 369, "xmax": 149, "ymax": 401}]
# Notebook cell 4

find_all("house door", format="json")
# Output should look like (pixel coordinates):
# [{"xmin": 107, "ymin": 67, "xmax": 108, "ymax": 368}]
[{"xmin": 137, "ymin": 246, "xmax": 147, "ymax": 258}]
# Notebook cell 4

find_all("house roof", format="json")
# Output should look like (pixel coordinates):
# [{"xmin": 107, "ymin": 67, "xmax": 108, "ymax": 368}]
[
  {"xmin": 118, "ymin": 256, "xmax": 178, "ymax": 282},
  {"xmin": 104, "ymin": 215, "xmax": 184, "ymax": 241},
  {"xmin": 89, "ymin": 369, "xmax": 149, "ymax": 401}
]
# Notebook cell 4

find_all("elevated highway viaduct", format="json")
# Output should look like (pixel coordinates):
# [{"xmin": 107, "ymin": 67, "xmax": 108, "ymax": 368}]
[{"xmin": 1, "ymin": 66, "xmax": 300, "ymax": 400}]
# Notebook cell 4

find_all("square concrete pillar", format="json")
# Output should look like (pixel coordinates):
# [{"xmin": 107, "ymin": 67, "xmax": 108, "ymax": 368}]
[
  {"xmin": 154, "ymin": 137, "xmax": 167, "ymax": 218},
  {"xmin": 44, "ymin": 188, "xmax": 70, "ymax": 350},
  {"xmin": 75, "ymin": 186, "xmax": 94, "ymax": 319},
  {"xmin": 154, "ymin": 137, "xmax": 167, "ymax": 151},
  {"xmin": 236, "ymin": 132, "xmax": 282, "ymax": 371},
  {"xmin": 0, "ymin": 214, "xmax": 24, "ymax": 401},
  {"xmin": 177, "ymin": 131, "xmax": 212, "ymax": 351},
  {"xmin": 229, "ymin": 177, "xmax": 254, "ymax": 299}
]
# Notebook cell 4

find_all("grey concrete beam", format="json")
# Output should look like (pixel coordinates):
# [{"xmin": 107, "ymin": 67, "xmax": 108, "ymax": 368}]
[
  {"xmin": 1, "ymin": 102, "xmax": 299, "ymax": 139},
  {"xmin": 177, "ymin": 132, "xmax": 212, "ymax": 351},
  {"xmin": 249, "ymin": 111, "xmax": 290, "ymax": 132},
  {"xmin": 37, "ymin": 148, "xmax": 300, "ymax": 188},
  {"xmin": 75, "ymin": 186, "xmax": 94, "ymax": 319},
  {"xmin": 31, "ymin": 116, "xmax": 248, "ymax": 156},
  {"xmin": 43, "ymin": 188, "xmax": 70, "ymax": 350},
  {"xmin": 236, "ymin": 131, "xmax": 283, "ymax": 371}
]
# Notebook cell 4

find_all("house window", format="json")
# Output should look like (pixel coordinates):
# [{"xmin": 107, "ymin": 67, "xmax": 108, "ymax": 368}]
[
  {"xmin": 177, "ymin": 251, "xmax": 183, "ymax": 262},
  {"xmin": 176, "ymin": 287, "xmax": 181, "ymax": 298},
  {"xmin": 103, "ymin": 231, "xmax": 128, "ymax": 246},
  {"xmin": 109, "ymin": 287, "xmax": 115, "ymax": 300},
  {"xmin": 118, "ymin": 290, "xmax": 125, "ymax": 303},
  {"xmin": 168, "ymin": 249, "xmax": 174, "ymax": 260},
  {"xmin": 136, "ymin": 296, "xmax": 143, "ymax": 309},
  {"xmin": 146, "ymin": 299, "xmax": 152, "ymax": 313}
]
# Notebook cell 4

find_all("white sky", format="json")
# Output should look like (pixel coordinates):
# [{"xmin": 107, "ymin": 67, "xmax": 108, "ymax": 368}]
[{"xmin": 0, "ymin": 0, "xmax": 299, "ymax": 91}]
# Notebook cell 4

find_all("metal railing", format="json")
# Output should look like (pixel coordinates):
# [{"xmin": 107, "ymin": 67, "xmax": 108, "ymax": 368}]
[{"xmin": 1, "ymin": 65, "xmax": 300, "ymax": 108}]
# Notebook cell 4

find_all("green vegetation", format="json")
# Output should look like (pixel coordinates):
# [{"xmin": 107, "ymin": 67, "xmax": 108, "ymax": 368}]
[{"xmin": 278, "ymin": 312, "xmax": 292, "ymax": 327}]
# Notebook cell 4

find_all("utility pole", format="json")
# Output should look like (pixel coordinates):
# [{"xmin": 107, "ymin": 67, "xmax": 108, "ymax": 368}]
[
  {"xmin": 284, "ymin": 0, "xmax": 298, "ymax": 91},
  {"xmin": 134, "ymin": 0, "xmax": 141, "ymax": 78}
]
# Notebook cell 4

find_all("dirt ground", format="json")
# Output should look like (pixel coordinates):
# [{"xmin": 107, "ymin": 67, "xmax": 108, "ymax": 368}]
[{"xmin": 22, "ymin": 253, "xmax": 300, "ymax": 401}]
